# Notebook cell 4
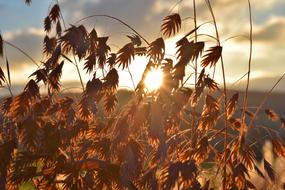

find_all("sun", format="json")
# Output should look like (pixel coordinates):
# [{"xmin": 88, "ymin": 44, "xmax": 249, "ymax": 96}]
[{"xmin": 144, "ymin": 68, "xmax": 164, "ymax": 91}]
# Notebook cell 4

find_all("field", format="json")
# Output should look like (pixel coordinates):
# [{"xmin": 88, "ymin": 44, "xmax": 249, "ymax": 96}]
[{"xmin": 0, "ymin": 0, "xmax": 285, "ymax": 190}]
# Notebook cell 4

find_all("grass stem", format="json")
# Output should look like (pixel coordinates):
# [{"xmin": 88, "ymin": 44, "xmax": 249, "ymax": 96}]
[
  {"xmin": 205, "ymin": 0, "xmax": 228, "ymax": 188},
  {"xmin": 242, "ymin": 0, "xmax": 253, "ymax": 124}
]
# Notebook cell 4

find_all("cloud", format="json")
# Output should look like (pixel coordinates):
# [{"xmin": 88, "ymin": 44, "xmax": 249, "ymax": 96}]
[
  {"xmin": 253, "ymin": 17, "xmax": 285, "ymax": 42},
  {"xmin": 177, "ymin": 0, "xmax": 285, "ymax": 40},
  {"xmin": 0, "ymin": 0, "xmax": 284, "ymax": 93},
  {"xmin": 37, "ymin": 0, "xmax": 285, "ymax": 91},
  {"xmin": 0, "ymin": 28, "xmax": 42, "ymax": 85},
  {"xmin": 59, "ymin": 0, "xmax": 178, "ymax": 46},
  {"xmin": 2, "ymin": 28, "xmax": 44, "ymax": 68},
  {"xmin": 56, "ymin": 0, "xmax": 284, "ymax": 46}
]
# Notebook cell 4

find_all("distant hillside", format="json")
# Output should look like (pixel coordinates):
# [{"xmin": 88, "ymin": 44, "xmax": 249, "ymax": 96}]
[
  {"xmin": 234, "ymin": 76, "xmax": 285, "ymax": 93},
  {"xmin": 1, "ymin": 88, "xmax": 284, "ymax": 115},
  {"xmin": 0, "ymin": 88, "xmax": 284, "ymax": 161},
  {"xmin": 230, "ymin": 90, "xmax": 285, "ymax": 116}
]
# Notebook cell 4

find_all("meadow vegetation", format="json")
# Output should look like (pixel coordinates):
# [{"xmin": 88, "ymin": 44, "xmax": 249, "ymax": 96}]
[{"xmin": 0, "ymin": 0, "xmax": 285, "ymax": 189}]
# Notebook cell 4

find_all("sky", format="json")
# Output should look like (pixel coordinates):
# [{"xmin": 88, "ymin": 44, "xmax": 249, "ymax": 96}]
[{"xmin": 0, "ymin": 0, "xmax": 284, "ymax": 95}]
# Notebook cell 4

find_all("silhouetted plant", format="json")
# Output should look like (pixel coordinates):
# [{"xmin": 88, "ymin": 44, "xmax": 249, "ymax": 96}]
[{"xmin": 0, "ymin": 1, "xmax": 285, "ymax": 190}]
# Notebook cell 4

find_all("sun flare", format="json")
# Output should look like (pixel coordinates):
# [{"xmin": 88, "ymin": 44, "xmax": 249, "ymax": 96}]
[{"xmin": 144, "ymin": 68, "xmax": 164, "ymax": 91}]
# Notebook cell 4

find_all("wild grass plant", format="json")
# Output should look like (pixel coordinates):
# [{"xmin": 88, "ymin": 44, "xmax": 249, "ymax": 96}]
[{"xmin": 0, "ymin": 0, "xmax": 285, "ymax": 189}]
